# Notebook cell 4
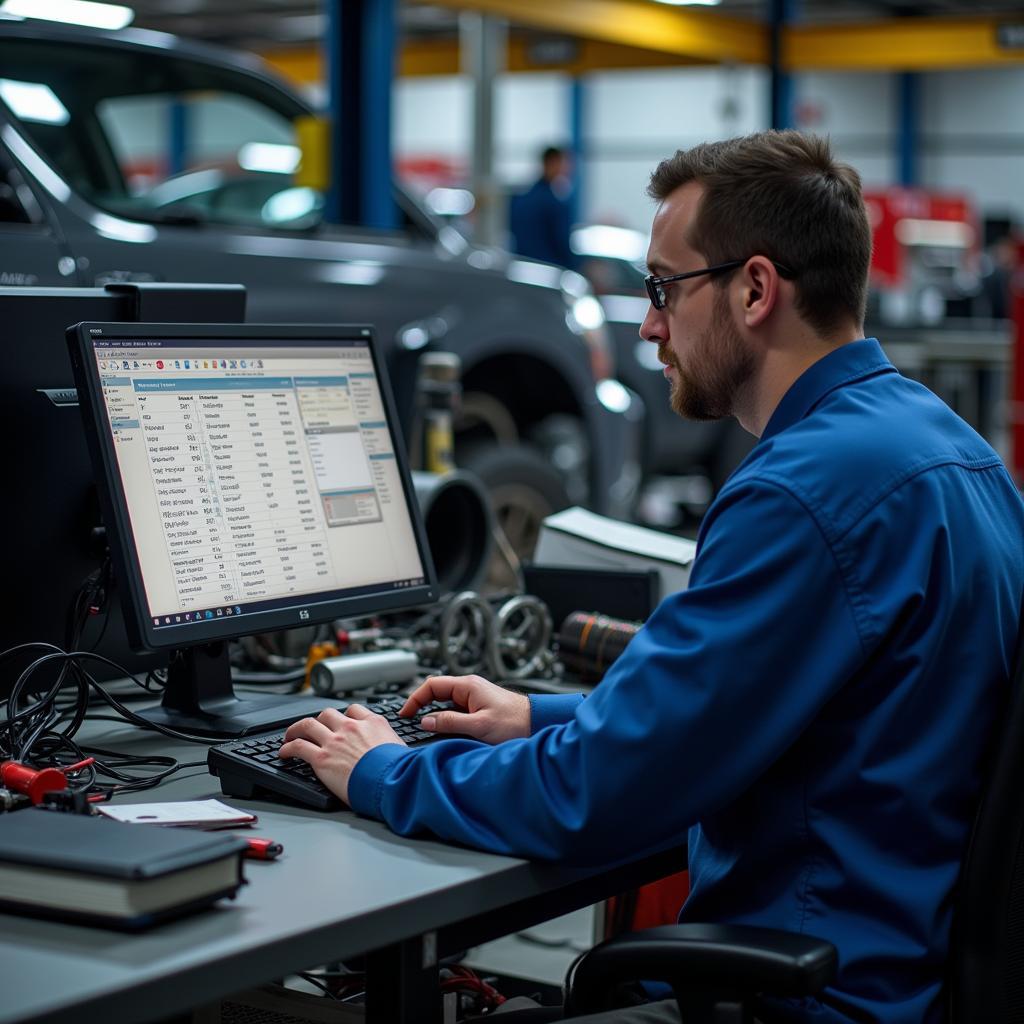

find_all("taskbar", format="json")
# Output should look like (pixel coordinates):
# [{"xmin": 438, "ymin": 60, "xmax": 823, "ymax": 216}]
[{"xmin": 149, "ymin": 576, "xmax": 428, "ymax": 630}]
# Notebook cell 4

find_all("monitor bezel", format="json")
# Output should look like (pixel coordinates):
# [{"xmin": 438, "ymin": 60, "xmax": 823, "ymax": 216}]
[{"xmin": 67, "ymin": 321, "xmax": 439, "ymax": 653}]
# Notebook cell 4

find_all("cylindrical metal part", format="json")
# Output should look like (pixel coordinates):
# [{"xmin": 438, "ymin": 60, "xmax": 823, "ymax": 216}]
[
  {"xmin": 557, "ymin": 611, "xmax": 640, "ymax": 683},
  {"xmin": 310, "ymin": 650, "xmax": 419, "ymax": 696},
  {"xmin": 412, "ymin": 470, "xmax": 494, "ymax": 594},
  {"xmin": 419, "ymin": 353, "xmax": 462, "ymax": 474}
]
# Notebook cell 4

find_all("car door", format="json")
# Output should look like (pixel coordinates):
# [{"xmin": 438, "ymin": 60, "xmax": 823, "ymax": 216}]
[{"xmin": 0, "ymin": 131, "xmax": 73, "ymax": 286}]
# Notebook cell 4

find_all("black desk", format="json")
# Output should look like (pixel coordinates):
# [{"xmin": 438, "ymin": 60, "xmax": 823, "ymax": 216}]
[{"xmin": 0, "ymin": 713, "xmax": 686, "ymax": 1024}]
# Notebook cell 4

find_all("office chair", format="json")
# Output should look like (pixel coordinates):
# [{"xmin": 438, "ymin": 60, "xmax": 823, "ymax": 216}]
[{"xmin": 563, "ymin": 593, "xmax": 1024, "ymax": 1024}]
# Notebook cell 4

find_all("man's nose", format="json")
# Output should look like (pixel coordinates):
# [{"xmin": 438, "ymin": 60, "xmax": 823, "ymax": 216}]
[{"xmin": 639, "ymin": 305, "xmax": 663, "ymax": 344}]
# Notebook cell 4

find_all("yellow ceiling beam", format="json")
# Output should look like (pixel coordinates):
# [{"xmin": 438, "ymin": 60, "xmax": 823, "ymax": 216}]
[
  {"xmin": 411, "ymin": 0, "xmax": 767, "ymax": 64},
  {"xmin": 263, "ymin": 13, "xmax": 1024, "ymax": 87},
  {"xmin": 786, "ymin": 17, "xmax": 1024, "ymax": 72},
  {"xmin": 264, "ymin": 36, "xmax": 703, "ymax": 86}
]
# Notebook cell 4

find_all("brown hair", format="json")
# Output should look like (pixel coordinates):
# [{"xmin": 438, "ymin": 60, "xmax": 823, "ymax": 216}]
[{"xmin": 647, "ymin": 130, "xmax": 871, "ymax": 337}]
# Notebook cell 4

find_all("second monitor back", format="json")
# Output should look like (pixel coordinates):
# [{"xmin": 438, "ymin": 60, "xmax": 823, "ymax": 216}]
[{"xmin": 0, "ymin": 285, "xmax": 244, "ymax": 682}]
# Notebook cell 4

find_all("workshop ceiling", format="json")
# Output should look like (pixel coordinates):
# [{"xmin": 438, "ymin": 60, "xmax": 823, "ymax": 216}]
[{"xmin": 124, "ymin": 0, "xmax": 1024, "ymax": 55}]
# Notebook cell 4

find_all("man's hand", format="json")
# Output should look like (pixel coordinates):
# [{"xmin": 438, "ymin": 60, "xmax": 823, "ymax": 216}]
[
  {"xmin": 401, "ymin": 674, "xmax": 531, "ymax": 745},
  {"xmin": 279, "ymin": 706, "xmax": 405, "ymax": 805}
]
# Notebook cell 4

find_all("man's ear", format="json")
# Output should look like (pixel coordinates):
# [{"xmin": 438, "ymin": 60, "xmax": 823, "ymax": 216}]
[{"xmin": 740, "ymin": 256, "xmax": 781, "ymax": 328}]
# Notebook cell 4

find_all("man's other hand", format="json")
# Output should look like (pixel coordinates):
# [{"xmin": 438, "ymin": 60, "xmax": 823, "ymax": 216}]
[
  {"xmin": 279, "ymin": 706, "xmax": 405, "ymax": 804},
  {"xmin": 400, "ymin": 674, "xmax": 531, "ymax": 745}
]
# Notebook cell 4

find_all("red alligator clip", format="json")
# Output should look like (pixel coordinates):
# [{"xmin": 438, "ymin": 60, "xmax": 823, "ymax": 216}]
[{"xmin": 0, "ymin": 761, "xmax": 69, "ymax": 805}]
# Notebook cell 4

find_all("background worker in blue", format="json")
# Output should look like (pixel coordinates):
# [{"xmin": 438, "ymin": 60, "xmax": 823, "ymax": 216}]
[
  {"xmin": 281, "ymin": 131, "xmax": 1024, "ymax": 1024},
  {"xmin": 508, "ymin": 145, "xmax": 576, "ymax": 268}
]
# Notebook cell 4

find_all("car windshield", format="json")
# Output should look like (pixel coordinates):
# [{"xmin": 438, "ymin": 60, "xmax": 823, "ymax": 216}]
[{"xmin": 0, "ymin": 36, "xmax": 324, "ymax": 230}]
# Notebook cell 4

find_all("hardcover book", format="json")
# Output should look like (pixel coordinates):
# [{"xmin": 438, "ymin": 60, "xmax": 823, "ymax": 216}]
[{"xmin": 0, "ymin": 809, "xmax": 247, "ymax": 930}]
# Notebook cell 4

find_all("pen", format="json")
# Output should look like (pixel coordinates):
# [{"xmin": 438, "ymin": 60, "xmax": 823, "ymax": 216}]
[{"xmin": 244, "ymin": 837, "xmax": 283, "ymax": 860}]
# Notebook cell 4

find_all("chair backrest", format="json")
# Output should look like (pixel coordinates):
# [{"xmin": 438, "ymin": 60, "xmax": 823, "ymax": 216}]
[{"xmin": 948, "ymin": 590, "xmax": 1024, "ymax": 1021}]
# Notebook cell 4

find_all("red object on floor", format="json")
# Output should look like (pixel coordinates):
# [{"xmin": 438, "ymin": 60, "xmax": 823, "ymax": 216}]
[{"xmin": 604, "ymin": 870, "xmax": 691, "ymax": 938}]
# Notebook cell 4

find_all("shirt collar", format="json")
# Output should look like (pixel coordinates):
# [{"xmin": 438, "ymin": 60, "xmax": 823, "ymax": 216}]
[{"xmin": 760, "ymin": 338, "xmax": 896, "ymax": 442}]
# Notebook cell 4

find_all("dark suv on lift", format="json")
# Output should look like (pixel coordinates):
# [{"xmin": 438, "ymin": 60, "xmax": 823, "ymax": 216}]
[{"xmin": 0, "ymin": 19, "xmax": 640, "ymax": 562}]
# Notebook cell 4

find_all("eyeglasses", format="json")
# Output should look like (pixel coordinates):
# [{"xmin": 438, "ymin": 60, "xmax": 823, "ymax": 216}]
[{"xmin": 644, "ymin": 259, "xmax": 796, "ymax": 310}]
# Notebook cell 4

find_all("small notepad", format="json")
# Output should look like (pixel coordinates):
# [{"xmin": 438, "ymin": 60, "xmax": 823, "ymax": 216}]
[{"xmin": 97, "ymin": 799, "xmax": 257, "ymax": 828}]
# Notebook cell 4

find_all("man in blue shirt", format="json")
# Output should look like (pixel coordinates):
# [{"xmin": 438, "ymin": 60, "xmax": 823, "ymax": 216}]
[
  {"xmin": 508, "ymin": 145, "xmax": 576, "ymax": 268},
  {"xmin": 281, "ymin": 131, "xmax": 1024, "ymax": 1023}
]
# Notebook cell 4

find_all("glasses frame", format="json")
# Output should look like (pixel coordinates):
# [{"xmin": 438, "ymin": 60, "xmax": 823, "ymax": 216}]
[{"xmin": 644, "ymin": 258, "xmax": 795, "ymax": 310}]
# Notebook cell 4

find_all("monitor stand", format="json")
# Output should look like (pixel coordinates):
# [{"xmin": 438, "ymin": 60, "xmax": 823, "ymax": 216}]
[{"xmin": 142, "ymin": 642, "xmax": 323, "ymax": 737}]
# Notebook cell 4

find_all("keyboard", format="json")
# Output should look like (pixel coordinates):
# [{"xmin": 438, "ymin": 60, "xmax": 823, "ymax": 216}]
[{"xmin": 207, "ymin": 696, "xmax": 457, "ymax": 811}]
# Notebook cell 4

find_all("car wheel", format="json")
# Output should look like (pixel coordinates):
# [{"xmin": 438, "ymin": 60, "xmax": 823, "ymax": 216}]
[{"xmin": 462, "ymin": 442, "xmax": 572, "ymax": 591}]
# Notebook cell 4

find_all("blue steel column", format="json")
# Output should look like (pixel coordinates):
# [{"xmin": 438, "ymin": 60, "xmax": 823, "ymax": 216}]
[
  {"xmin": 898, "ymin": 72, "xmax": 919, "ymax": 186},
  {"xmin": 769, "ymin": 0, "xmax": 794, "ymax": 130},
  {"xmin": 570, "ymin": 77, "xmax": 585, "ymax": 228},
  {"xmin": 168, "ymin": 99, "xmax": 187, "ymax": 177},
  {"xmin": 325, "ymin": 0, "xmax": 397, "ymax": 228},
  {"xmin": 362, "ymin": 0, "xmax": 397, "ymax": 227}
]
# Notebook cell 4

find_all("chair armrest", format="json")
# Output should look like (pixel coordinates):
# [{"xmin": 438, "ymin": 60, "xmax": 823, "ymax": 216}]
[{"xmin": 564, "ymin": 923, "xmax": 837, "ymax": 1017}]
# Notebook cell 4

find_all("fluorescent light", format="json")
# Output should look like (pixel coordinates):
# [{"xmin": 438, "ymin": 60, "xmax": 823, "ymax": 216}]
[
  {"xmin": 0, "ymin": 0, "xmax": 135, "ymax": 30},
  {"xmin": 651, "ymin": 0, "xmax": 721, "ymax": 5},
  {"xmin": 237, "ymin": 142, "xmax": 300, "ymax": 174},
  {"xmin": 0, "ymin": 80, "xmax": 69, "ymax": 125}
]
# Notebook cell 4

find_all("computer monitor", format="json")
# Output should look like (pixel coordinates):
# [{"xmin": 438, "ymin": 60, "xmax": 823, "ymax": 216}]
[{"xmin": 67, "ymin": 322, "xmax": 439, "ymax": 736}]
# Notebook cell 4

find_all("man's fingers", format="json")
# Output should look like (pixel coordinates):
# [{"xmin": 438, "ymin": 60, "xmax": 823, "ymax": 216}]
[
  {"xmin": 283, "ymin": 716, "xmax": 335, "ymax": 745},
  {"xmin": 344, "ymin": 703, "xmax": 373, "ymax": 720},
  {"xmin": 279, "ymin": 736, "xmax": 321, "ymax": 761},
  {"xmin": 400, "ymin": 676, "xmax": 458, "ymax": 716},
  {"xmin": 421, "ymin": 709, "xmax": 482, "ymax": 738},
  {"xmin": 317, "ymin": 706, "xmax": 348, "ymax": 727}
]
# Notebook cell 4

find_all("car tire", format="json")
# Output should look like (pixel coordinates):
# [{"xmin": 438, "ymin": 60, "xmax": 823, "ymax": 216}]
[{"xmin": 462, "ymin": 442, "xmax": 572, "ymax": 589}]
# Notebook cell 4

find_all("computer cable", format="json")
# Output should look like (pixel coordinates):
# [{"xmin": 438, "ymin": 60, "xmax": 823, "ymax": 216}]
[
  {"xmin": 65, "ymin": 554, "xmax": 113, "ymax": 654},
  {"xmin": 1, "ymin": 642, "xmax": 220, "ymax": 806}
]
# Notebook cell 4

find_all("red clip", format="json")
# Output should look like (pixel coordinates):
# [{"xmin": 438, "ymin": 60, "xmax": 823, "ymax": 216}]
[
  {"xmin": 244, "ymin": 837, "xmax": 283, "ymax": 860},
  {"xmin": 1, "ymin": 761, "xmax": 69, "ymax": 805}
]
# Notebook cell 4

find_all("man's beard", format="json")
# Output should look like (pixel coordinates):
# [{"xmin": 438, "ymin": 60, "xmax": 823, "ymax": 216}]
[{"xmin": 660, "ymin": 290, "xmax": 754, "ymax": 421}]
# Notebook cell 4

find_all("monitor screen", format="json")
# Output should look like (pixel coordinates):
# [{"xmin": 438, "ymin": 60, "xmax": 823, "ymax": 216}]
[{"xmin": 68, "ymin": 322, "xmax": 439, "ymax": 735}]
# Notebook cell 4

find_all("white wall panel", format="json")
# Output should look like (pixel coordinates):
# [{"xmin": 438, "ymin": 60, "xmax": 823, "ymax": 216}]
[
  {"xmin": 795, "ymin": 72, "xmax": 897, "ymax": 137},
  {"xmin": 394, "ymin": 75, "xmax": 471, "ymax": 157},
  {"xmin": 920, "ymin": 153, "xmax": 1024, "ymax": 221},
  {"xmin": 921, "ymin": 67, "xmax": 1024, "ymax": 134},
  {"xmin": 580, "ymin": 65, "xmax": 768, "ymax": 231}
]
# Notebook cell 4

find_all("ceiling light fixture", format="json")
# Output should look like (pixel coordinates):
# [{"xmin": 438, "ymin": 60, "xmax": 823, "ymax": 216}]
[
  {"xmin": 651, "ymin": 0, "xmax": 722, "ymax": 6},
  {"xmin": 0, "ymin": 0, "xmax": 135, "ymax": 31}
]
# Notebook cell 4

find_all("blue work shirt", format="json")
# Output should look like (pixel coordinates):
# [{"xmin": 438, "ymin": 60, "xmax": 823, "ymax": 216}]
[
  {"xmin": 349, "ymin": 339, "xmax": 1024, "ymax": 1023},
  {"xmin": 508, "ymin": 177, "xmax": 575, "ymax": 268}
]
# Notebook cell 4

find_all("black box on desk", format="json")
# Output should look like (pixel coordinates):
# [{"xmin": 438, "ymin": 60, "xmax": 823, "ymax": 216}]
[{"xmin": 522, "ymin": 563, "xmax": 658, "ymax": 627}]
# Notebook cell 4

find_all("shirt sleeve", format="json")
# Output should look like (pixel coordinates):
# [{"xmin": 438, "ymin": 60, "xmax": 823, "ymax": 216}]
[
  {"xmin": 347, "ymin": 478, "xmax": 867, "ymax": 863},
  {"xmin": 529, "ymin": 694, "xmax": 585, "ymax": 733}
]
